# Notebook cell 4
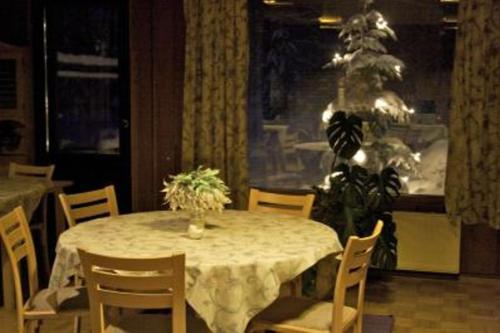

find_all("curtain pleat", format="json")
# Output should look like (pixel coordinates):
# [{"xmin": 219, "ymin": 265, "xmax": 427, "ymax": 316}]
[
  {"xmin": 446, "ymin": 0, "xmax": 500, "ymax": 228},
  {"xmin": 182, "ymin": 0, "xmax": 249, "ymax": 208}
]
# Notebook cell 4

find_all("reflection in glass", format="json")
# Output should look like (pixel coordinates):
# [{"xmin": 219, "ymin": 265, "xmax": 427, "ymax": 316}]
[
  {"xmin": 248, "ymin": 0, "xmax": 455, "ymax": 195},
  {"xmin": 47, "ymin": 2, "xmax": 121, "ymax": 154}
]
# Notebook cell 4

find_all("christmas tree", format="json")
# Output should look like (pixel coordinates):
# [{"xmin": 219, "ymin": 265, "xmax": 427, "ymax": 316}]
[
  {"xmin": 322, "ymin": 0, "xmax": 419, "ymax": 180},
  {"xmin": 313, "ymin": 0, "xmax": 424, "ymax": 270}
]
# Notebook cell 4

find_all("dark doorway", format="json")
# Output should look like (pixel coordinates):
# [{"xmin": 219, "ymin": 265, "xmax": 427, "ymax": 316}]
[{"xmin": 34, "ymin": 0, "xmax": 131, "ymax": 211}]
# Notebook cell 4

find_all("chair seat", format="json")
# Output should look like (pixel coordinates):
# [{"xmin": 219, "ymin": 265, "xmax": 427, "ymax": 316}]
[
  {"xmin": 105, "ymin": 313, "xmax": 208, "ymax": 333},
  {"xmin": 24, "ymin": 286, "xmax": 89, "ymax": 318},
  {"xmin": 252, "ymin": 296, "xmax": 358, "ymax": 332}
]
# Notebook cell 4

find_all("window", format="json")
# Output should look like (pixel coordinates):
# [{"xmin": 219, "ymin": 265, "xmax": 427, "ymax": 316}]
[
  {"xmin": 45, "ymin": 0, "xmax": 125, "ymax": 154},
  {"xmin": 248, "ymin": 0, "xmax": 457, "ymax": 195}
]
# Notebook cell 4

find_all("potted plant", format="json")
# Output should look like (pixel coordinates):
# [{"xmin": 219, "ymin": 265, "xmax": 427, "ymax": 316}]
[
  {"xmin": 313, "ymin": 110, "xmax": 400, "ymax": 269},
  {"xmin": 311, "ymin": 0, "xmax": 416, "ymax": 270},
  {"xmin": 162, "ymin": 166, "xmax": 231, "ymax": 239}
]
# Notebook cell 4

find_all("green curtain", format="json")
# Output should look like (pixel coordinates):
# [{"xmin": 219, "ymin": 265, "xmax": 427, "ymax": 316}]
[
  {"xmin": 182, "ymin": 0, "xmax": 249, "ymax": 209},
  {"xmin": 446, "ymin": 0, "xmax": 500, "ymax": 228}
]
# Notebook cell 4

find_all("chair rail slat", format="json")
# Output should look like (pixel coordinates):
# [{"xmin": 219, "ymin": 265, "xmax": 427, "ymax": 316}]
[{"xmin": 96, "ymin": 289, "xmax": 173, "ymax": 309}]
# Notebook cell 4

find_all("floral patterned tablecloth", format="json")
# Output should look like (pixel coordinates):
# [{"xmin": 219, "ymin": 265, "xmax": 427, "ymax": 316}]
[
  {"xmin": 49, "ymin": 210, "xmax": 342, "ymax": 333},
  {"xmin": 0, "ymin": 177, "xmax": 50, "ymax": 219}
]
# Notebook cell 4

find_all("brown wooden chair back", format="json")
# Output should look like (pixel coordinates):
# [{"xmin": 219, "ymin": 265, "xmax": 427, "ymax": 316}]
[
  {"xmin": 9, "ymin": 162, "xmax": 55, "ymax": 180},
  {"xmin": 0, "ymin": 207, "xmax": 39, "ymax": 317},
  {"xmin": 248, "ymin": 188, "xmax": 315, "ymax": 218},
  {"xmin": 59, "ymin": 185, "xmax": 119, "ymax": 228},
  {"xmin": 78, "ymin": 249, "xmax": 186, "ymax": 333},
  {"xmin": 331, "ymin": 220, "xmax": 384, "ymax": 333}
]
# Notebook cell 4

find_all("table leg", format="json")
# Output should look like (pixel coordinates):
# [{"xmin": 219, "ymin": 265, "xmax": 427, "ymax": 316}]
[
  {"xmin": 54, "ymin": 189, "xmax": 66, "ymax": 238},
  {"xmin": 1, "ymin": 241, "xmax": 15, "ymax": 309},
  {"xmin": 315, "ymin": 254, "xmax": 339, "ymax": 300}
]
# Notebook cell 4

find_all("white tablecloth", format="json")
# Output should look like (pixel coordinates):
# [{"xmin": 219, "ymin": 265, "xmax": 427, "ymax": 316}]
[
  {"xmin": 49, "ymin": 210, "xmax": 342, "ymax": 333},
  {"xmin": 0, "ymin": 177, "xmax": 50, "ymax": 219}
]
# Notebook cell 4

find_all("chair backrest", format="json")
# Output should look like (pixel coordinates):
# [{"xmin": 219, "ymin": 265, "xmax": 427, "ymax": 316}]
[
  {"xmin": 248, "ymin": 188, "xmax": 315, "ymax": 218},
  {"xmin": 331, "ymin": 220, "xmax": 384, "ymax": 333},
  {"xmin": 9, "ymin": 162, "xmax": 55, "ymax": 180},
  {"xmin": 0, "ymin": 207, "xmax": 39, "ymax": 316},
  {"xmin": 59, "ymin": 185, "xmax": 119, "ymax": 228},
  {"xmin": 78, "ymin": 249, "xmax": 186, "ymax": 333}
]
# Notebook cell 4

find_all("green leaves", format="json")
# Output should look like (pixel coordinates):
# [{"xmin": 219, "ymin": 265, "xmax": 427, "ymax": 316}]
[
  {"xmin": 314, "ymin": 162, "xmax": 401, "ymax": 270},
  {"xmin": 375, "ymin": 55, "xmax": 405, "ymax": 80},
  {"xmin": 370, "ymin": 213, "xmax": 398, "ymax": 270},
  {"xmin": 326, "ymin": 111, "xmax": 363, "ymax": 160},
  {"xmin": 331, "ymin": 163, "xmax": 367, "ymax": 201},
  {"xmin": 162, "ymin": 166, "xmax": 232, "ymax": 212},
  {"xmin": 366, "ymin": 167, "xmax": 401, "ymax": 211}
]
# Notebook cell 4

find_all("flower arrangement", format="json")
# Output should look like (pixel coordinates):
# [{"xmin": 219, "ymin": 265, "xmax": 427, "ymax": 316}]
[{"xmin": 162, "ymin": 166, "xmax": 232, "ymax": 214}]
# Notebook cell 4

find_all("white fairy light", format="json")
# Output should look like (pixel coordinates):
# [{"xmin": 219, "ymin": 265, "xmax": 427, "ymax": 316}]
[
  {"xmin": 376, "ymin": 17, "xmax": 388, "ymax": 30},
  {"xmin": 352, "ymin": 149, "xmax": 367, "ymax": 165},
  {"xmin": 322, "ymin": 109, "xmax": 334, "ymax": 123},
  {"xmin": 412, "ymin": 152, "xmax": 421, "ymax": 162},
  {"xmin": 320, "ymin": 175, "xmax": 332, "ymax": 190},
  {"xmin": 394, "ymin": 65, "xmax": 401, "ymax": 77},
  {"xmin": 322, "ymin": 103, "xmax": 334, "ymax": 123},
  {"xmin": 401, "ymin": 104, "xmax": 415, "ymax": 114},
  {"xmin": 374, "ymin": 97, "xmax": 389, "ymax": 111},
  {"xmin": 331, "ymin": 171, "xmax": 343, "ymax": 178},
  {"xmin": 332, "ymin": 52, "xmax": 343, "ymax": 65},
  {"xmin": 401, "ymin": 176, "xmax": 409, "ymax": 183}
]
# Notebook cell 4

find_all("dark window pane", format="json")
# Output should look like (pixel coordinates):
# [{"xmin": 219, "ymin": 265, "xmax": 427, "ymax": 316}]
[
  {"xmin": 0, "ymin": 59, "xmax": 17, "ymax": 109},
  {"xmin": 248, "ymin": 0, "xmax": 456, "ymax": 195},
  {"xmin": 47, "ymin": 2, "xmax": 121, "ymax": 154}
]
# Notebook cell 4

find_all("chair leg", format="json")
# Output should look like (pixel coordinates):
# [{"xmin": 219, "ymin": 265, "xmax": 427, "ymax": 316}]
[
  {"xmin": 33, "ymin": 320, "xmax": 41, "ymax": 333},
  {"xmin": 291, "ymin": 275, "xmax": 302, "ymax": 297},
  {"xmin": 23, "ymin": 320, "xmax": 36, "ymax": 333},
  {"xmin": 73, "ymin": 316, "xmax": 81, "ymax": 333},
  {"xmin": 354, "ymin": 317, "xmax": 363, "ymax": 333},
  {"xmin": 40, "ymin": 221, "xmax": 51, "ymax": 278},
  {"xmin": 246, "ymin": 323, "xmax": 266, "ymax": 333}
]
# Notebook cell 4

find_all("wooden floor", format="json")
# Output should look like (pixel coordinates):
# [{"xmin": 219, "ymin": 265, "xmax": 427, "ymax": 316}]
[
  {"xmin": 1, "ymin": 274, "xmax": 499, "ymax": 332},
  {"xmin": 361, "ymin": 274, "xmax": 500, "ymax": 333}
]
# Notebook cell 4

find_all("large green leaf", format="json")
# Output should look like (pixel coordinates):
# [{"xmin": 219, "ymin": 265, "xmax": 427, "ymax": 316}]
[
  {"xmin": 370, "ymin": 213, "xmax": 398, "ymax": 270},
  {"xmin": 331, "ymin": 163, "xmax": 367, "ymax": 201},
  {"xmin": 366, "ymin": 167, "xmax": 401, "ymax": 211},
  {"xmin": 326, "ymin": 111, "xmax": 363, "ymax": 160}
]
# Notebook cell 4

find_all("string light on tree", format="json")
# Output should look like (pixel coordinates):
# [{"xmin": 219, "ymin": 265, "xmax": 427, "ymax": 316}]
[
  {"xmin": 352, "ymin": 149, "xmax": 367, "ymax": 165},
  {"xmin": 321, "ymin": 0, "xmax": 421, "ymax": 187},
  {"xmin": 376, "ymin": 16, "xmax": 388, "ymax": 30}
]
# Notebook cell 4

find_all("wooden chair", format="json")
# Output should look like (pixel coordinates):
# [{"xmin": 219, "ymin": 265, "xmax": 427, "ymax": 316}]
[
  {"xmin": 8, "ymin": 162, "xmax": 55, "ymax": 179},
  {"xmin": 248, "ymin": 188, "xmax": 315, "ymax": 218},
  {"xmin": 0, "ymin": 207, "xmax": 88, "ymax": 333},
  {"xmin": 8, "ymin": 162, "xmax": 55, "ymax": 277},
  {"xmin": 248, "ymin": 220, "xmax": 384, "ymax": 333},
  {"xmin": 59, "ymin": 185, "xmax": 119, "ymax": 228},
  {"xmin": 248, "ymin": 188, "xmax": 315, "ymax": 296},
  {"xmin": 78, "ymin": 249, "xmax": 207, "ymax": 333}
]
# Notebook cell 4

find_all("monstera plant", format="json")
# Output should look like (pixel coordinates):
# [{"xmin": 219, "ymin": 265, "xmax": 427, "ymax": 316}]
[{"xmin": 313, "ymin": 110, "xmax": 400, "ymax": 270}]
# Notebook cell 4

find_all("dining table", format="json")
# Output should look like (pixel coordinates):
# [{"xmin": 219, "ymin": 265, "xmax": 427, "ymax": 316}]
[
  {"xmin": 49, "ymin": 209, "xmax": 343, "ymax": 333},
  {"xmin": 0, "ymin": 176, "xmax": 73, "ymax": 309}
]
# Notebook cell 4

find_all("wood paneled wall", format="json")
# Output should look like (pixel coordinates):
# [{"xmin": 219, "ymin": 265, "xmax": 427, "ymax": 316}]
[
  {"xmin": 129, "ymin": 0, "xmax": 185, "ymax": 211},
  {"xmin": 0, "ymin": 1, "xmax": 34, "ymax": 174},
  {"xmin": 461, "ymin": 225, "xmax": 500, "ymax": 275}
]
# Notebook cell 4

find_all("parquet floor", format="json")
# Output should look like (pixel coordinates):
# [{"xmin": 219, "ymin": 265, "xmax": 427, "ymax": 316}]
[
  {"xmin": 360, "ymin": 275, "xmax": 500, "ymax": 333},
  {"xmin": 1, "ymin": 274, "xmax": 499, "ymax": 332}
]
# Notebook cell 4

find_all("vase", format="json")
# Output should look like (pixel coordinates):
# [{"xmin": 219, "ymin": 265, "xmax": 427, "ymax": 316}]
[{"xmin": 187, "ymin": 210, "xmax": 205, "ymax": 239}]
